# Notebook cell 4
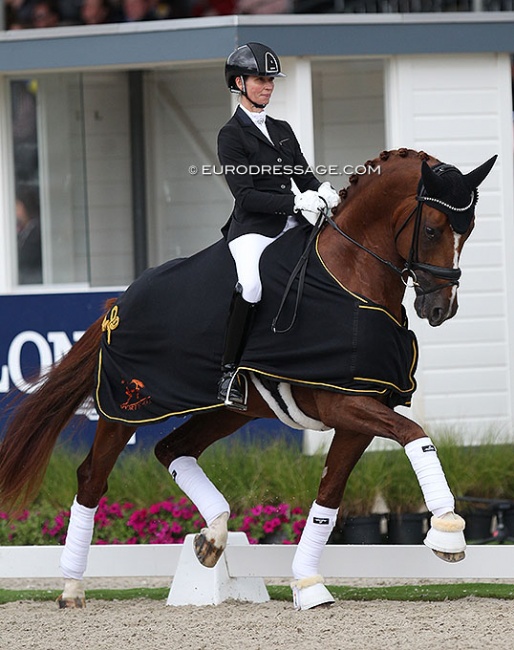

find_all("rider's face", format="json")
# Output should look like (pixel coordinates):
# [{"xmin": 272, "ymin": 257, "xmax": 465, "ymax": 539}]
[{"xmin": 237, "ymin": 75, "xmax": 275, "ymax": 109}]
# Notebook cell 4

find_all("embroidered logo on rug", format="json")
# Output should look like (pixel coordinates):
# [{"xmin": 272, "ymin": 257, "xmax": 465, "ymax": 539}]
[
  {"xmin": 102, "ymin": 305, "xmax": 120, "ymax": 345},
  {"xmin": 120, "ymin": 378, "xmax": 152, "ymax": 411},
  {"xmin": 422, "ymin": 444, "xmax": 436, "ymax": 453},
  {"xmin": 313, "ymin": 517, "xmax": 330, "ymax": 525}
]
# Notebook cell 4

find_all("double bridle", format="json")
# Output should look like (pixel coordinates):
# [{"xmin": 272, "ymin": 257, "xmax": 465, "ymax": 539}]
[
  {"xmin": 272, "ymin": 171, "xmax": 464, "ymax": 333},
  {"xmin": 323, "ymin": 187, "xmax": 462, "ymax": 297}
]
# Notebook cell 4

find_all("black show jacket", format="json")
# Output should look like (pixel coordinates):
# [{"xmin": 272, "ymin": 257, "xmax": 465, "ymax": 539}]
[{"xmin": 218, "ymin": 106, "xmax": 320, "ymax": 241}]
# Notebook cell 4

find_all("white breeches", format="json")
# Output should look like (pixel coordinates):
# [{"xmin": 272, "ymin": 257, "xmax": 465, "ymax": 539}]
[{"xmin": 228, "ymin": 216, "xmax": 298, "ymax": 303}]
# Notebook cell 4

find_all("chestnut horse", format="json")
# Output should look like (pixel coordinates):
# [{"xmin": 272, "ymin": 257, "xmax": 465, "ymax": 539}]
[{"xmin": 0, "ymin": 149, "xmax": 496, "ymax": 610}]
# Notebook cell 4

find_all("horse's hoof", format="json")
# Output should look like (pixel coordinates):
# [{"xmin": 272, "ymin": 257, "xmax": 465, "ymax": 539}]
[
  {"xmin": 193, "ymin": 532, "xmax": 225, "ymax": 568},
  {"xmin": 431, "ymin": 549, "xmax": 466, "ymax": 563},
  {"xmin": 424, "ymin": 512, "xmax": 466, "ymax": 560},
  {"xmin": 291, "ymin": 575, "xmax": 335, "ymax": 611},
  {"xmin": 57, "ymin": 595, "xmax": 86, "ymax": 609}
]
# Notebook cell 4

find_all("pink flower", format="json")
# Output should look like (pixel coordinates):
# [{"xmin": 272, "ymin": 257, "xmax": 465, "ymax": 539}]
[
  {"xmin": 293, "ymin": 519, "xmax": 306, "ymax": 535},
  {"xmin": 262, "ymin": 520, "xmax": 276, "ymax": 534}
]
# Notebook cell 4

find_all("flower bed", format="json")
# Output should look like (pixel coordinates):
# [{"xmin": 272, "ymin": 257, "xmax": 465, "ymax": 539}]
[{"xmin": 0, "ymin": 497, "xmax": 307, "ymax": 546}]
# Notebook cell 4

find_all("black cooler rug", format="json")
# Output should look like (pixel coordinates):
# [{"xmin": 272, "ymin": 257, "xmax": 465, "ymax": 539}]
[{"xmin": 95, "ymin": 225, "xmax": 418, "ymax": 425}]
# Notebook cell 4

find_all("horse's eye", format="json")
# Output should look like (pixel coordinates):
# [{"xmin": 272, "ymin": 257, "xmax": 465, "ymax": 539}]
[{"xmin": 425, "ymin": 226, "xmax": 436, "ymax": 240}]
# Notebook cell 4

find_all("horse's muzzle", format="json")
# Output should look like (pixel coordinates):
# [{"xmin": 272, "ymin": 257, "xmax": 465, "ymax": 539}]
[{"xmin": 414, "ymin": 288, "xmax": 458, "ymax": 327}]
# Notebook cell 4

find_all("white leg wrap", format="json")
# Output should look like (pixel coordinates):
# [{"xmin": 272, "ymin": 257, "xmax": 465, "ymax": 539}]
[
  {"xmin": 60, "ymin": 496, "xmax": 97, "ymax": 581},
  {"xmin": 404, "ymin": 437, "xmax": 455, "ymax": 517},
  {"xmin": 169, "ymin": 456, "xmax": 230, "ymax": 526},
  {"xmin": 292, "ymin": 501, "xmax": 338, "ymax": 579}
]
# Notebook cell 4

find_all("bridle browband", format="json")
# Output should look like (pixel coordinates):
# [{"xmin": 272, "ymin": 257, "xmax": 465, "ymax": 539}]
[{"xmin": 324, "ymin": 166, "xmax": 466, "ymax": 297}]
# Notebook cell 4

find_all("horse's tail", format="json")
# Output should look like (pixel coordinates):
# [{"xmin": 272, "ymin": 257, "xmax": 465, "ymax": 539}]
[{"xmin": 0, "ymin": 300, "xmax": 114, "ymax": 515}]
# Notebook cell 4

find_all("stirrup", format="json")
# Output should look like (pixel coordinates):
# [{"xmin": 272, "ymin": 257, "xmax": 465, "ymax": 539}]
[{"xmin": 222, "ymin": 372, "xmax": 248, "ymax": 411}]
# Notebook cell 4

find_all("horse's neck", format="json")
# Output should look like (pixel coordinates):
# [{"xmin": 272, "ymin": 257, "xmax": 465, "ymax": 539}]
[{"xmin": 318, "ymin": 206, "xmax": 406, "ymax": 320}]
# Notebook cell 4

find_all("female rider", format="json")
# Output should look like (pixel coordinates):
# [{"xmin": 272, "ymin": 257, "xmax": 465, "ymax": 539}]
[{"xmin": 217, "ymin": 42, "xmax": 340, "ymax": 409}]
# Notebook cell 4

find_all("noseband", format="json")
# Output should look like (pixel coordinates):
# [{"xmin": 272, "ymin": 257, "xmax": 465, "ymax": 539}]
[{"xmin": 324, "ymin": 178, "xmax": 462, "ymax": 297}]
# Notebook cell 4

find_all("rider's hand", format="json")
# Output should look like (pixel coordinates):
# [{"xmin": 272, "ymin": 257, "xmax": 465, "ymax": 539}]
[
  {"xmin": 317, "ymin": 182, "xmax": 340, "ymax": 210},
  {"xmin": 294, "ymin": 190, "xmax": 325, "ymax": 225}
]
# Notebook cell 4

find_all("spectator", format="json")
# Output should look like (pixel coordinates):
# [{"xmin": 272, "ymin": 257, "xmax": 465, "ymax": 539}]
[
  {"xmin": 120, "ymin": 0, "xmax": 155, "ymax": 20},
  {"xmin": 11, "ymin": 80, "xmax": 39, "ymax": 184},
  {"xmin": 30, "ymin": 0, "xmax": 61, "ymax": 26},
  {"xmin": 191, "ymin": 0, "xmax": 235, "ymax": 15},
  {"xmin": 80, "ymin": 0, "xmax": 118, "ymax": 24},
  {"xmin": 16, "ymin": 185, "xmax": 42, "ymax": 284}
]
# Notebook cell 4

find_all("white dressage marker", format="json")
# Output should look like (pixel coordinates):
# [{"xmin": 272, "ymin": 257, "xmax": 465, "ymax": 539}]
[{"xmin": 167, "ymin": 532, "xmax": 269, "ymax": 606}]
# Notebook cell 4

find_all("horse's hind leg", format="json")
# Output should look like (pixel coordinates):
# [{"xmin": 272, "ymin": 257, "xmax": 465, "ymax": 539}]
[
  {"xmin": 155, "ymin": 409, "xmax": 251, "ymax": 568},
  {"xmin": 58, "ymin": 420, "xmax": 136, "ymax": 609}
]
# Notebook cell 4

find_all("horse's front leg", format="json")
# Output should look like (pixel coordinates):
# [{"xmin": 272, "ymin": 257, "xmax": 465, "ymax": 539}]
[
  {"xmin": 154, "ymin": 409, "xmax": 251, "ymax": 568},
  {"xmin": 291, "ymin": 426, "xmax": 372, "ymax": 610},
  {"xmin": 58, "ymin": 420, "xmax": 136, "ymax": 608},
  {"xmin": 318, "ymin": 394, "xmax": 466, "ymax": 561}
]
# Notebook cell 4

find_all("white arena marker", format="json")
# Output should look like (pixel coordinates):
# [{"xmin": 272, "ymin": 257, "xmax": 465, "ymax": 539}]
[{"xmin": 167, "ymin": 532, "xmax": 270, "ymax": 606}]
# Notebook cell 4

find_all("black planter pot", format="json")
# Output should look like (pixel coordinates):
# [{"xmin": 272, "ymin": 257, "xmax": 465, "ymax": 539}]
[
  {"xmin": 463, "ymin": 509, "xmax": 493, "ymax": 542},
  {"xmin": 500, "ymin": 508, "xmax": 514, "ymax": 537},
  {"xmin": 386, "ymin": 512, "xmax": 428, "ymax": 545},
  {"xmin": 339, "ymin": 514, "xmax": 384, "ymax": 544}
]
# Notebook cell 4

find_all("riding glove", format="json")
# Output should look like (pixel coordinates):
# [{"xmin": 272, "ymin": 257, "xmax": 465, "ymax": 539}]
[
  {"xmin": 317, "ymin": 182, "xmax": 340, "ymax": 210},
  {"xmin": 294, "ymin": 190, "xmax": 326, "ymax": 225}
]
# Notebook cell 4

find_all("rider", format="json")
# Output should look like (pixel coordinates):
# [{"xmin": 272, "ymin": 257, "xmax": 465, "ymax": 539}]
[{"xmin": 217, "ymin": 42, "xmax": 340, "ymax": 410}]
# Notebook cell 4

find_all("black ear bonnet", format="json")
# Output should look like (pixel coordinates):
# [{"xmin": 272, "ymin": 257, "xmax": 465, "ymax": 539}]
[{"xmin": 418, "ymin": 155, "xmax": 497, "ymax": 234}]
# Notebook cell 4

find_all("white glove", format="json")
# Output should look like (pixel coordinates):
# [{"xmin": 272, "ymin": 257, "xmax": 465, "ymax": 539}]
[
  {"xmin": 293, "ymin": 190, "xmax": 325, "ymax": 226},
  {"xmin": 317, "ymin": 182, "xmax": 340, "ymax": 210}
]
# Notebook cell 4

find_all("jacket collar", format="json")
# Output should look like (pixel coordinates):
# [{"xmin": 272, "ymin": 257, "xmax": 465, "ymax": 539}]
[{"xmin": 234, "ymin": 106, "xmax": 278, "ymax": 150}]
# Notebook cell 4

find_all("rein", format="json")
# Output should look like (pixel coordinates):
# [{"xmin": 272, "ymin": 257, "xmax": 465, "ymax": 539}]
[
  {"xmin": 272, "ymin": 178, "xmax": 463, "ymax": 333},
  {"xmin": 325, "ymin": 198, "xmax": 461, "ymax": 296}
]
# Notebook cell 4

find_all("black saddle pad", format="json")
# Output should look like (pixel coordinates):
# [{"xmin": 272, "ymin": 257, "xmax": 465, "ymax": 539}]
[{"xmin": 95, "ymin": 225, "xmax": 418, "ymax": 424}]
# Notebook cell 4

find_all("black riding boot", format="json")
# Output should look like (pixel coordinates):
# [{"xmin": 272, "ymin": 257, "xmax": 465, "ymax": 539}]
[{"xmin": 217, "ymin": 286, "xmax": 257, "ymax": 410}]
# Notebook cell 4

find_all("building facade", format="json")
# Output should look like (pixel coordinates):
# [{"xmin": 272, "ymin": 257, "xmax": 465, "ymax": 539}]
[{"xmin": 0, "ymin": 14, "xmax": 513, "ymax": 447}]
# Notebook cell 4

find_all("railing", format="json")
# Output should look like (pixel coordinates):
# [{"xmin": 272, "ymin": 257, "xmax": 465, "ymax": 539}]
[{"xmin": 2, "ymin": 539, "xmax": 514, "ymax": 580}]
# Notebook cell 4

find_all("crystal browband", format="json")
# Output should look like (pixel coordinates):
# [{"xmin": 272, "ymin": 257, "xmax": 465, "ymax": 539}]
[{"xmin": 417, "ymin": 191, "xmax": 475, "ymax": 212}]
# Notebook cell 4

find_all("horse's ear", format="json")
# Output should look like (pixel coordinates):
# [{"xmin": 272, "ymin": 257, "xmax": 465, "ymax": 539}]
[
  {"xmin": 421, "ymin": 160, "xmax": 445, "ymax": 195},
  {"xmin": 464, "ymin": 155, "xmax": 498, "ymax": 189}
]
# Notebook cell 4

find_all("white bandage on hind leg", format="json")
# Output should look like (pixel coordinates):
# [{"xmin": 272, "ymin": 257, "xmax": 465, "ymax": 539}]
[
  {"xmin": 405, "ymin": 437, "xmax": 455, "ymax": 517},
  {"xmin": 60, "ymin": 496, "xmax": 97, "ymax": 580},
  {"xmin": 169, "ymin": 456, "xmax": 230, "ymax": 526},
  {"xmin": 292, "ymin": 501, "xmax": 338, "ymax": 579}
]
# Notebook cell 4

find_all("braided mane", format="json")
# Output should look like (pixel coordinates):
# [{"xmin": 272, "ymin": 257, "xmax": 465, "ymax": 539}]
[{"xmin": 335, "ymin": 148, "xmax": 438, "ymax": 206}]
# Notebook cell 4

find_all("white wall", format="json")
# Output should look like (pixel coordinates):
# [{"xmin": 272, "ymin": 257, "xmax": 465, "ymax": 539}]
[
  {"xmin": 312, "ymin": 58, "xmax": 386, "ymax": 185},
  {"xmin": 145, "ymin": 66, "xmax": 232, "ymax": 266},
  {"xmin": 385, "ymin": 52, "xmax": 514, "ymax": 441}
]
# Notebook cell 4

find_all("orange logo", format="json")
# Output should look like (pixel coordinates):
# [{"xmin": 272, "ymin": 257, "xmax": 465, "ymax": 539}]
[{"xmin": 120, "ymin": 378, "xmax": 151, "ymax": 411}]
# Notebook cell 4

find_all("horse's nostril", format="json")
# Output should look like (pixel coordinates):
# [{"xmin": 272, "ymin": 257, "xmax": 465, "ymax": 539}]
[{"xmin": 430, "ymin": 307, "xmax": 444, "ymax": 326}]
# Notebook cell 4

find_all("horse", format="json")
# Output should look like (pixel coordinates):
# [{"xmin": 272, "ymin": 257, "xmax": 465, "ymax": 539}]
[{"xmin": 0, "ymin": 148, "xmax": 496, "ymax": 611}]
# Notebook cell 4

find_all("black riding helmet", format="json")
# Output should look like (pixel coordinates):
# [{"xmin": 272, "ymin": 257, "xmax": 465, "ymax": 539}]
[{"xmin": 225, "ymin": 42, "xmax": 286, "ymax": 97}]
